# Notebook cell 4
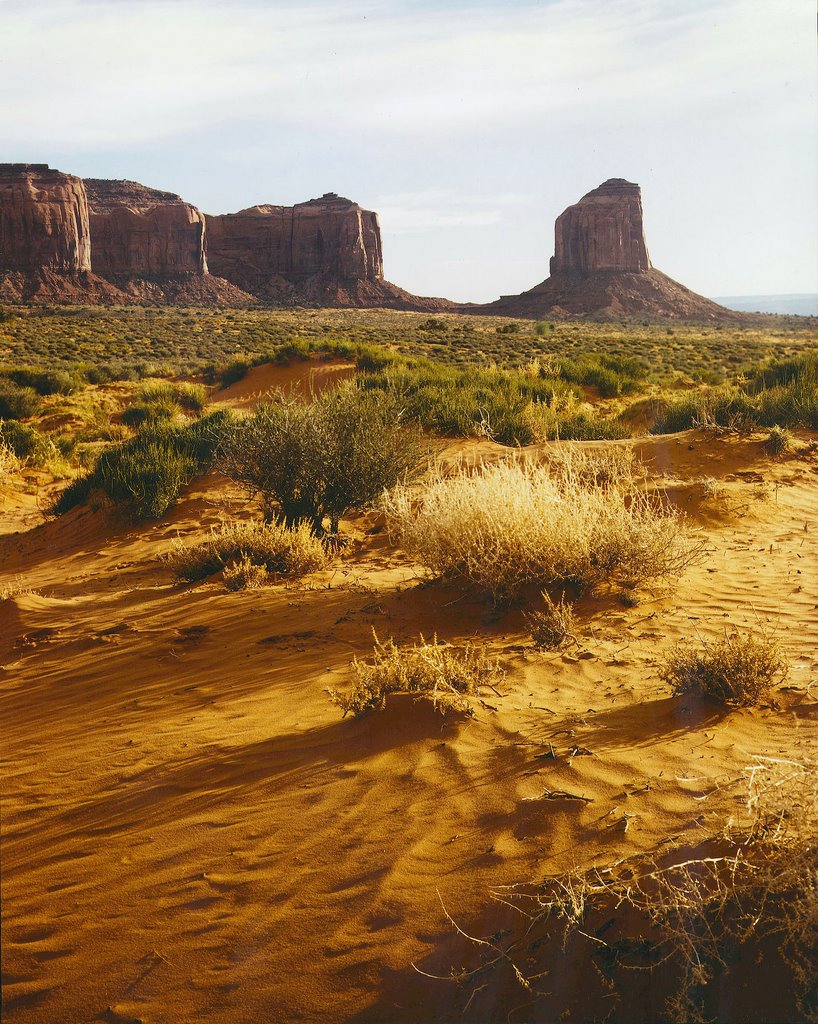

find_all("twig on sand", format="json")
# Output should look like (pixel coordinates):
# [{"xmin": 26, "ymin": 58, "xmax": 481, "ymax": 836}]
[{"xmin": 523, "ymin": 789, "xmax": 594, "ymax": 803}]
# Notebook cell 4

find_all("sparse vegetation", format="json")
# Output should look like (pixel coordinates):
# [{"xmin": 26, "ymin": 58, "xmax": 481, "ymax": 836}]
[
  {"xmin": 440, "ymin": 759, "xmax": 817, "ymax": 1023},
  {"xmin": 165, "ymin": 520, "xmax": 328, "ymax": 584},
  {"xmin": 327, "ymin": 633, "xmax": 504, "ymax": 717},
  {"xmin": 385, "ymin": 449, "xmax": 699, "ymax": 600},
  {"xmin": 661, "ymin": 628, "xmax": 788, "ymax": 706}
]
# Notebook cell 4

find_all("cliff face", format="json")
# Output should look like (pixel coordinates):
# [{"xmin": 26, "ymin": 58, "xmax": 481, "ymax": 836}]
[
  {"xmin": 477, "ymin": 178, "xmax": 737, "ymax": 321},
  {"xmin": 205, "ymin": 193, "xmax": 383, "ymax": 294},
  {"xmin": 550, "ymin": 178, "xmax": 650, "ymax": 274},
  {"xmin": 84, "ymin": 179, "xmax": 208, "ymax": 279},
  {"xmin": 0, "ymin": 164, "xmax": 92, "ymax": 274}
]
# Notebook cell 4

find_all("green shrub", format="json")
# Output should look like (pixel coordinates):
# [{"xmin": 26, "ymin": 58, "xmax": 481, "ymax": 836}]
[
  {"xmin": 661, "ymin": 630, "xmax": 787, "ymax": 706},
  {"xmin": 0, "ymin": 420, "xmax": 53, "ymax": 463},
  {"xmin": 0, "ymin": 380, "xmax": 41, "ymax": 420},
  {"xmin": 327, "ymin": 633, "xmax": 504, "ymax": 717},
  {"xmin": 219, "ymin": 357, "xmax": 252, "ymax": 387},
  {"xmin": 51, "ymin": 414, "xmax": 233, "ymax": 520},
  {"xmin": 219, "ymin": 383, "xmax": 424, "ymax": 535},
  {"xmin": 174, "ymin": 382, "xmax": 207, "ymax": 412},
  {"xmin": 4, "ymin": 366, "xmax": 80, "ymax": 395}
]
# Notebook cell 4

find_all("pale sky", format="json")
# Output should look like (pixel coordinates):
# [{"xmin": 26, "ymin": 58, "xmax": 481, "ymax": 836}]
[{"xmin": 1, "ymin": 0, "xmax": 816, "ymax": 302}]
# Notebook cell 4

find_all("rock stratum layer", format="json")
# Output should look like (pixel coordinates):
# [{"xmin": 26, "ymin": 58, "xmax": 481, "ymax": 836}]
[
  {"xmin": 0, "ymin": 164, "xmax": 92, "ymax": 275},
  {"xmin": 84, "ymin": 179, "xmax": 208, "ymax": 279},
  {"xmin": 477, "ymin": 178, "xmax": 738, "ymax": 321},
  {"xmin": 0, "ymin": 165, "xmax": 449, "ymax": 310},
  {"xmin": 551, "ymin": 178, "xmax": 650, "ymax": 274}
]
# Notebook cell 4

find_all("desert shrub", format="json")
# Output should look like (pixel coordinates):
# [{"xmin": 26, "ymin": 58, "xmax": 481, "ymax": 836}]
[
  {"xmin": 556, "ymin": 354, "xmax": 649, "ymax": 397},
  {"xmin": 165, "ymin": 520, "xmax": 328, "ymax": 583},
  {"xmin": 765, "ymin": 425, "xmax": 793, "ymax": 456},
  {"xmin": 219, "ymin": 383, "xmax": 424, "ymax": 534},
  {"xmin": 222, "ymin": 556, "xmax": 269, "ymax": 591},
  {"xmin": 652, "ymin": 355, "xmax": 818, "ymax": 433},
  {"xmin": 3, "ymin": 366, "xmax": 80, "ymax": 395},
  {"xmin": 524, "ymin": 592, "xmax": 576, "ymax": 649},
  {"xmin": 526, "ymin": 401, "xmax": 632, "ymax": 441},
  {"xmin": 0, "ymin": 420, "xmax": 53, "ymax": 463},
  {"xmin": 327, "ymin": 633, "xmax": 504, "ymax": 717},
  {"xmin": 0, "ymin": 438, "xmax": 20, "ymax": 476},
  {"xmin": 743, "ymin": 350, "xmax": 818, "ymax": 393},
  {"xmin": 360, "ymin": 360, "xmax": 574, "ymax": 445},
  {"xmin": 661, "ymin": 629, "xmax": 787, "ymax": 706},
  {"xmin": 174, "ymin": 381, "xmax": 207, "ymax": 412},
  {"xmin": 0, "ymin": 379, "xmax": 40, "ymax": 420},
  {"xmin": 418, "ymin": 318, "xmax": 448, "ymax": 332},
  {"xmin": 384, "ymin": 451, "xmax": 698, "ymax": 600},
  {"xmin": 90, "ymin": 434, "xmax": 200, "ymax": 519}
]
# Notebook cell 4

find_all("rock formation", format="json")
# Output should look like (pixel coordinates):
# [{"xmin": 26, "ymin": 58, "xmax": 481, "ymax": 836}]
[
  {"xmin": 0, "ymin": 166, "xmax": 448, "ymax": 309},
  {"xmin": 0, "ymin": 164, "xmax": 92, "ymax": 274},
  {"xmin": 206, "ymin": 193, "xmax": 448, "ymax": 310},
  {"xmin": 206, "ymin": 194, "xmax": 381, "ymax": 292},
  {"xmin": 477, "ymin": 179, "xmax": 737, "ymax": 321},
  {"xmin": 84, "ymin": 179, "xmax": 208, "ymax": 279},
  {"xmin": 550, "ymin": 178, "xmax": 650, "ymax": 274}
]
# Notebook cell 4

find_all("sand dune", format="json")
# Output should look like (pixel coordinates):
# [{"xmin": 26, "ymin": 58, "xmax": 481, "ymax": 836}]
[{"xmin": 1, "ymin": 430, "xmax": 816, "ymax": 1023}]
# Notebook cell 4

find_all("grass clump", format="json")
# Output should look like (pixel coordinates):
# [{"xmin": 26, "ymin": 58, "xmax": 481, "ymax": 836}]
[
  {"xmin": 165, "ymin": 520, "xmax": 328, "ymax": 583},
  {"xmin": 385, "ymin": 449, "xmax": 698, "ymax": 600},
  {"xmin": 51, "ymin": 410, "xmax": 234, "ymax": 520},
  {"xmin": 222, "ymin": 556, "xmax": 269, "ymax": 591},
  {"xmin": 524, "ymin": 592, "xmax": 577, "ymax": 650},
  {"xmin": 327, "ymin": 633, "xmax": 504, "ymax": 717},
  {"xmin": 765, "ymin": 425, "xmax": 793, "ymax": 456},
  {"xmin": 661, "ymin": 629, "xmax": 787, "ymax": 706},
  {"xmin": 220, "ymin": 382, "xmax": 424, "ymax": 535}
]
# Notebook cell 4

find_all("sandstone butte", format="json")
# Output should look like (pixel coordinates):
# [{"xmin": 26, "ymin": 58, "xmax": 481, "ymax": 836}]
[
  {"xmin": 0, "ymin": 164, "xmax": 450, "ymax": 310},
  {"xmin": 1, "ymin": 164, "xmax": 750, "ymax": 320},
  {"xmin": 475, "ymin": 178, "xmax": 739, "ymax": 320}
]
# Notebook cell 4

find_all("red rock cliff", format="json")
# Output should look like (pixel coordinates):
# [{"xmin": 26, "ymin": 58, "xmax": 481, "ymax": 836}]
[
  {"xmin": 0, "ymin": 163, "xmax": 92, "ymax": 273},
  {"xmin": 205, "ymin": 193, "xmax": 383, "ymax": 294},
  {"xmin": 550, "ymin": 178, "xmax": 650, "ymax": 274},
  {"xmin": 84, "ymin": 179, "xmax": 207, "ymax": 278}
]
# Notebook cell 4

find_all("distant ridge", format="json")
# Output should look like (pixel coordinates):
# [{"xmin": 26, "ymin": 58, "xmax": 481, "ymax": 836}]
[{"xmin": 713, "ymin": 294, "xmax": 818, "ymax": 317}]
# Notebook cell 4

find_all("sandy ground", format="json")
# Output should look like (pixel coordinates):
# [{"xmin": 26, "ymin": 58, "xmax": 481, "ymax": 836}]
[{"xmin": 1, "ymin": 425, "xmax": 817, "ymax": 1023}]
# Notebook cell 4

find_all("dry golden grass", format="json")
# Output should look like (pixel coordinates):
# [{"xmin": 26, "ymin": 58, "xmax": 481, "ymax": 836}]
[
  {"xmin": 327, "ymin": 633, "xmax": 505, "ymax": 717},
  {"xmin": 446, "ymin": 758, "xmax": 818, "ymax": 1023},
  {"xmin": 523, "ymin": 591, "xmax": 577, "ymax": 649},
  {"xmin": 164, "ymin": 520, "xmax": 328, "ymax": 584},
  {"xmin": 384, "ymin": 449, "xmax": 699, "ymax": 600},
  {"xmin": 661, "ymin": 628, "xmax": 788, "ymax": 706}
]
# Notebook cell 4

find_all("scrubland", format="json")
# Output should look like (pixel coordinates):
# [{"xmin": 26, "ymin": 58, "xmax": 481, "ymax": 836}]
[{"xmin": 1, "ymin": 305, "xmax": 817, "ymax": 1023}]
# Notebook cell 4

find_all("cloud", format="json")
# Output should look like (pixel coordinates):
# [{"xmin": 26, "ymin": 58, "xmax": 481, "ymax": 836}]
[
  {"xmin": 373, "ymin": 190, "xmax": 526, "ymax": 232},
  {"xmin": 1, "ymin": 0, "xmax": 813, "ymax": 151}
]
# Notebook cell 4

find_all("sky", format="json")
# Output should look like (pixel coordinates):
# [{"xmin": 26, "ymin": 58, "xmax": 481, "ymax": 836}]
[{"xmin": 1, "ymin": 0, "xmax": 816, "ymax": 302}]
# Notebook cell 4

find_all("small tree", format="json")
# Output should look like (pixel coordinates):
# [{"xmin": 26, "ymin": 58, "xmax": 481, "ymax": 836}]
[{"xmin": 219, "ymin": 383, "xmax": 425, "ymax": 535}]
